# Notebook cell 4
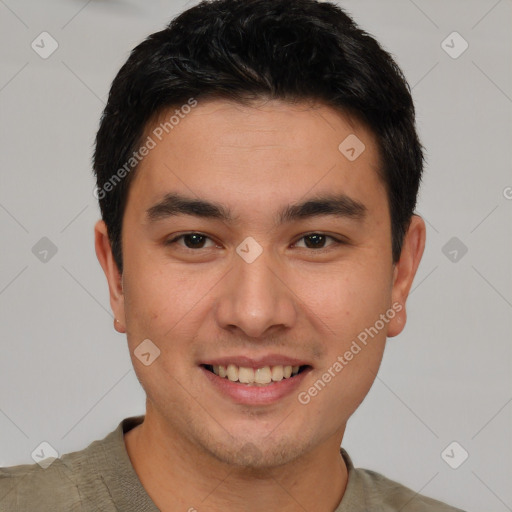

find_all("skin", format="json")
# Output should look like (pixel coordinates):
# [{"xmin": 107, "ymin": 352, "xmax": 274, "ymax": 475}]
[{"xmin": 95, "ymin": 98, "xmax": 425, "ymax": 512}]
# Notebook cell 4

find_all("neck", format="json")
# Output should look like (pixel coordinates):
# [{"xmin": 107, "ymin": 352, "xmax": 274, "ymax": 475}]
[{"xmin": 124, "ymin": 413, "xmax": 348, "ymax": 512}]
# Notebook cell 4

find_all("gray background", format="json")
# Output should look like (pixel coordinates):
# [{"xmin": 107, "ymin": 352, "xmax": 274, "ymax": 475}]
[{"xmin": 1, "ymin": 1, "xmax": 511, "ymax": 511}]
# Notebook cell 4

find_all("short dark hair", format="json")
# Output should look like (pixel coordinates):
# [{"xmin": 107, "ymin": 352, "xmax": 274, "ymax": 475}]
[{"xmin": 93, "ymin": 0, "xmax": 423, "ymax": 274}]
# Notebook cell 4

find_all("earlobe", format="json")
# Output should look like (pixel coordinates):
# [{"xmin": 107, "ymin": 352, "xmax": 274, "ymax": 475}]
[
  {"xmin": 94, "ymin": 220, "xmax": 126, "ymax": 333},
  {"xmin": 387, "ymin": 215, "xmax": 426, "ymax": 338},
  {"xmin": 114, "ymin": 318, "xmax": 126, "ymax": 334}
]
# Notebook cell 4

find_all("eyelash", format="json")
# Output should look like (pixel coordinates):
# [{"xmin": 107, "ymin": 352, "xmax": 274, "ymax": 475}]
[{"xmin": 165, "ymin": 232, "xmax": 345, "ymax": 250}]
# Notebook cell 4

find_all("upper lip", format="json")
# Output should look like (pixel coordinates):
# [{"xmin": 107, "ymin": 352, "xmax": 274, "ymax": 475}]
[{"xmin": 201, "ymin": 354, "xmax": 311, "ymax": 368}]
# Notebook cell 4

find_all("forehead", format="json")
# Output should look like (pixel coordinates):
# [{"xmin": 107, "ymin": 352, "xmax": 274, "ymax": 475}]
[{"xmin": 126, "ymin": 98, "xmax": 385, "ymax": 221}]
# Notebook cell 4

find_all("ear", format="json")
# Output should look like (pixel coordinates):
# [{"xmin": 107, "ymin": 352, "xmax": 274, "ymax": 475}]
[
  {"xmin": 387, "ymin": 215, "xmax": 426, "ymax": 338},
  {"xmin": 94, "ymin": 220, "xmax": 126, "ymax": 333}
]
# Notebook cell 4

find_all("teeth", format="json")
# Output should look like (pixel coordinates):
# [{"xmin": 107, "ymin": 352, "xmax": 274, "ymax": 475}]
[
  {"xmin": 255, "ymin": 366, "xmax": 272, "ymax": 384},
  {"xmin": 226, "ymin": 364, "xmax": 238, "ymax": 382},
  {"xmin": 238, "ymin": 367, "xmax": 254, "ymax": 384},
  {"xmin": 271, "ymin": 365, "xmax": 283, "ymax": 381},
  {"xmin": 211, "ymin": 364, "xmax": 302, "ymax": 385}
]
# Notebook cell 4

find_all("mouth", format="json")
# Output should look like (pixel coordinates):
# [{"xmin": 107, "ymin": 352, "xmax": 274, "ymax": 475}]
[{"xmin": 201, "ymin": 363, "xmax": 311, "ymax": 386}]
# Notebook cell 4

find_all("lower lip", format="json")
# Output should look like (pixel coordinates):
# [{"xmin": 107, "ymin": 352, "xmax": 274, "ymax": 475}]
[{"xmin": 200, "ymin": 366, "xmax": 311, "ymax": 405}]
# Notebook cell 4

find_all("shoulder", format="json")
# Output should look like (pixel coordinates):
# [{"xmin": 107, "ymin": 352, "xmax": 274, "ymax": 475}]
[
  {"xmin": 0, "ymin": 425, "xmax": 123, "ymax": 512},
  {"xmin": 1, "ymin": 457, "xmax": 81, "ymax": 511},
  {"xmin": 339, "ymin": 449, "xmax": 466, "ymax": 512},
  {"xmin": 353, "ymin": 467, "xmax": 466, "ymax": 511}
]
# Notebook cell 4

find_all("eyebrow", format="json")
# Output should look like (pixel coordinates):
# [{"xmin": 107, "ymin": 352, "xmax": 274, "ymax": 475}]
[{"xmin": 145, "ymin": 192, "xmax": 367, "ymax": 225}]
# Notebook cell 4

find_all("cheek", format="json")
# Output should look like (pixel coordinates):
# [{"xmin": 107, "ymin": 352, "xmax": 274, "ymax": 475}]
[
  {"xmin": 297, "ymin": 258, "xmax": 391, "ymax": 416},
  {"xmin": 122, "ymin": 260, "xmax": 223, "ymax": 343},
  {"xmin": 295, "ymin": 260, "xmax": 392, "ymax": 342}
]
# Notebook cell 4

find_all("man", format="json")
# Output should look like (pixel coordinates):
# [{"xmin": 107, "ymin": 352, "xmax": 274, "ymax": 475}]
[{"xmin": 0, "ymin": 0, "xmax": 466, "ymax": 510}]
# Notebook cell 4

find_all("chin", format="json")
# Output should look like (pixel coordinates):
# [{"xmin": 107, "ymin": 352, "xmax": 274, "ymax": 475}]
[{"xmin": 201, "ymin": 429, "xmax": 317, "ymax": 470}]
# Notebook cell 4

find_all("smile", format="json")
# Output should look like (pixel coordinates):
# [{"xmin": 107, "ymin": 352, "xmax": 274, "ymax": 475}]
[{"xmin": 203, "ymin": 364, "xmax": 308, "ymax": 386}]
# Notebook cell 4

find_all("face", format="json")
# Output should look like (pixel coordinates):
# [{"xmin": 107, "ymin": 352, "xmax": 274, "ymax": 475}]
[{"xmin": 96, "ymin": 99, "xmax": 424, "ymax": 469}]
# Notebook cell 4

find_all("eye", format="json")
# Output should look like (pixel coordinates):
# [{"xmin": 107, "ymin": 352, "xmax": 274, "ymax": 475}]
[
  {"xmin": 294, "ymin": 233, "xmax": 342, "ymax": 249},
  {"xmin": 166, "ymin": 233, "xmax": 217, "ymax": 249},
  {"xmin": 165, "ymin": 232, "xmax": 344, "ymax": 251}
]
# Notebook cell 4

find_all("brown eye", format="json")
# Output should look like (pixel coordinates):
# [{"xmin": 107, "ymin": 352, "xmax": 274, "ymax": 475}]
[
  {"xmin": 183, "ymin": 234, "xmax": 207, "ymax": 248},
  {"xmin": 166, "ymin": 233, "xmax": 216, "ymax": 249},
  {"xmin": 295, "ymin": 233, "xmax": 341, "ymax": 249}
]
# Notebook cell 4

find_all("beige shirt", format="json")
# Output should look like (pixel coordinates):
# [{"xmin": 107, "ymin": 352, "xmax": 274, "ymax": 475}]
[{"xmin": 0, "ymin": 415, "xmax": 465, "ymax": 511}]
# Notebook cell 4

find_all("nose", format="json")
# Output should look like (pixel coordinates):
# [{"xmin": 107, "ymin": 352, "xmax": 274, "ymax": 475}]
[{"xmin": 214, "ymin": 248, "xmax": 298, "ymax": 339}]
